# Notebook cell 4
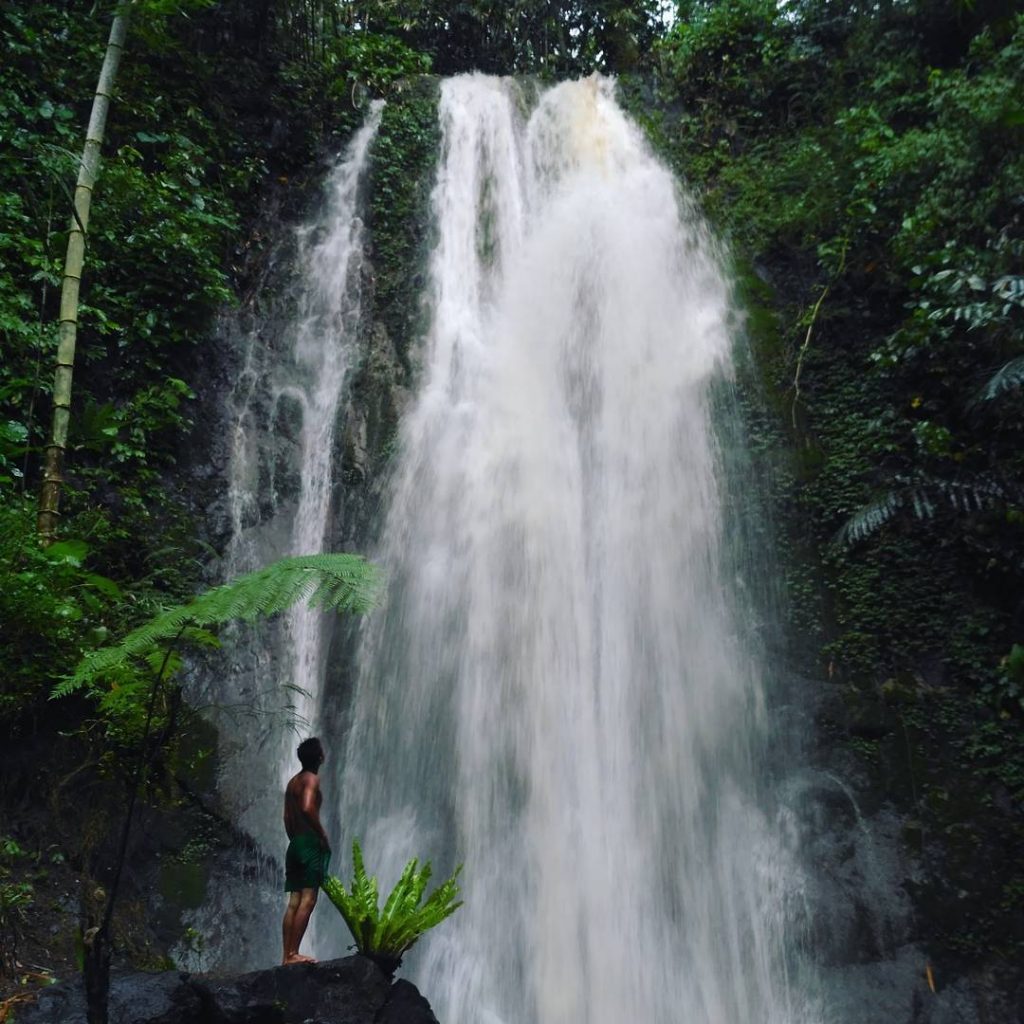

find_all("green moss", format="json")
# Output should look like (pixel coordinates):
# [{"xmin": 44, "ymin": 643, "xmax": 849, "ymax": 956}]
[
  {"xmin": 159, "ymin": 861, "xmax": 207, "ymax": 912},
  {"xmin": 366, "ymin": 79, "xmax": 442, "ymax": 374}
]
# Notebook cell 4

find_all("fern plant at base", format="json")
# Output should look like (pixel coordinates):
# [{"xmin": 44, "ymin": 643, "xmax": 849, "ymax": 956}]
[{"xmin": 322, "ymin": 840, "xmax": 463, "ymax": 970}]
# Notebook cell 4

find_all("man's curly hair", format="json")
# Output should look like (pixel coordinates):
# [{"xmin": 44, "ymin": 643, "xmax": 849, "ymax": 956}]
[{"xmin": 297, "ymin": 737, "xmax": 324, "ymax": 771}]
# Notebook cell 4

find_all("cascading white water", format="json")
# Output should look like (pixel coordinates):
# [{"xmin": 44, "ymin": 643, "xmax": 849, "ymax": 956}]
[
  {"xmin": 276, "ymin": 102, "xmax": 384, "ymax": 764},
  {"xmin": 329, "ymin": 76, "xmax": 820, "ymax": 1024},
  {"xmin": 190, "ymin": 105, "xmax": 383, "ymax": 965}
]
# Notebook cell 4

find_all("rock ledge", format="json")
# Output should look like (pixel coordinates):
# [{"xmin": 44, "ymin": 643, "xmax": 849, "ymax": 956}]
[{"xmin": 17, "ymin": 954, "xmax": 439, "ymax": 1024}]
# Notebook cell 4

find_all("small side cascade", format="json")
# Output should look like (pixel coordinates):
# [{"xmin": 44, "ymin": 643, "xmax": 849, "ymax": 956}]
[{"xmin": 188, "ymin": 102, "xmax": 383, "ymax": 967}]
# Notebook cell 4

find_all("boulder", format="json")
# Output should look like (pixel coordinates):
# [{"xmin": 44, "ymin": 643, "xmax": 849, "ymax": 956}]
[{"xmin": 17, "ymin": 955, "xmax": 439, "ymax": 1024}]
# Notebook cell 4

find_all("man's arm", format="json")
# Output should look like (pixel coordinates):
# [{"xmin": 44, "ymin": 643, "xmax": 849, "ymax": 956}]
[{"xmin": 299, "ymin": 776, "xmax": 330, "ymax": 849}]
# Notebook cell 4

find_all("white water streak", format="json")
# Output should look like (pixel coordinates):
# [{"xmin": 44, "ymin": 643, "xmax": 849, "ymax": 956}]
[
  {"xmin": 198, "ymin": 106, "xmax": 382, "ymax": 964},
  {"xmin": 283, "ymin": 102, "xmax": 384, "ymax": 747}
]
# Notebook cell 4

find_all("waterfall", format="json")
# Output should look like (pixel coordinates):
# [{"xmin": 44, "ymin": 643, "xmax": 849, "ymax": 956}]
[
  {"xmin": 325, "ymin": 76, "xmax": 820, "ymax": 1024},
  {"xmin": 189, "ymin": 103, "xmax": 382, "ymax": 966}
]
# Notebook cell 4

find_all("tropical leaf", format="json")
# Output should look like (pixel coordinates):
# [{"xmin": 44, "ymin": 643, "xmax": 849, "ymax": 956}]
[
  {"xmin": 971, "ymin": 355, "xmax": 1024, "ymax": 407},
  {"xmin": 380, "ymin": 859, "xmax": 417, "ymax": 926},
  {"xmin": 322, "ymin": 840, "xmax": 463, "ymax": 961},
  {"xmin": 52, "ymin": 553, "xmax": 380, "ymax": 698},
  {"xmin": 837, "ymin": 475, "xmax": 1019, "ymax": 547}
]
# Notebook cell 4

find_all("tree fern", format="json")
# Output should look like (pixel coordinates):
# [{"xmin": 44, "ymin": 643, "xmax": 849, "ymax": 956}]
[
  {"xmin": 322, "ymin": 840, "xmax": 463, "ymax": 965},
  {"xmin": 53, "ymin": 554, "xmax": 380, "ymax": 698},
  {"xmin": 837, "ymin": 475, "xmax": 1019, "ymax": 547}
]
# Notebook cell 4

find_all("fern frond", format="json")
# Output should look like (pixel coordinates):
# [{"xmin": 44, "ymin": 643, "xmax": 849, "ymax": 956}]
[
  {"xmin": 836, "ymin": 490, "xmax": 904, "ymax": 547},
  {"xmin": 837, "ymin": 476, "xmax": 1018, "ymax": 548},
  {"xmin": 351, "ymin": 840, "xmax": 379, "ymax": 915},
  {"xmin": 972, "ymin": 355, "xmax": 1024, "ymax": 407},
  {"xmin": 322, "ymin": 875, "xmax": 361, "ymax": 940},
  {"xmin": 379, "ymin": 859, "xmax": 417, "ymax": 929},
  {"xmin": 53, "ymin": 554, "xmax": 380, "ymax": 699}
]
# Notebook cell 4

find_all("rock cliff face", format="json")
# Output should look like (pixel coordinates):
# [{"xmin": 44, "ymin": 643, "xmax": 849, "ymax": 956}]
[{"xmin": 18, "ymin": 955, "xmax": 438, "ymax": 1024}]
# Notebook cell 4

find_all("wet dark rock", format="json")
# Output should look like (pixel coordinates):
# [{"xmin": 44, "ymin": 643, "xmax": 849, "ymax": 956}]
[
  {"xmin": 17, "ymin": 969, "xmax": 201, "ymax": 1024},
  {"xmin": 18, "ymin": 955, "xmax": 438, "ymax": 1024},
  {"xmin": 376, "ymin": 979, "xmax": 438, "ymax": 1024},
  {"xmin": 777, "ymin": 673, "xmax": 1024, "ymax": 1021},
  {"xmin": 818, "ymin": 946, "xmax": 981, "ymax": 1024}
]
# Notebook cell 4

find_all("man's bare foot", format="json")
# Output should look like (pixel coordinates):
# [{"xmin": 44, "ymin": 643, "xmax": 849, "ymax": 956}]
[{"xmin": 282, "ymin": 953, "xmax": 317, "ymax": 965}]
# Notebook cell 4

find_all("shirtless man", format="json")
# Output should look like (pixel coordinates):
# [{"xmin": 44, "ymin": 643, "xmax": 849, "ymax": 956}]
[{"xmin": 281, "ymin": 737, "xmax": 331, "ymax": 965}]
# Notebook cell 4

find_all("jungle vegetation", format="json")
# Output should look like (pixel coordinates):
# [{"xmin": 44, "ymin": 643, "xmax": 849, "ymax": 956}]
[
  {"xmin": 630, "ymin": 0, "xmax": 1024, "ymax": 967},
  {"xmin": 0, "ymin": 0, "xmax": 1021, "ymax": 1001}
]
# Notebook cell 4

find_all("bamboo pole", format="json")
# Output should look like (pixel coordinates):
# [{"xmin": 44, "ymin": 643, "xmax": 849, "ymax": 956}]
[{"xmin": 38, "ymin": 9, "xmax": 130, "ymax": 544}]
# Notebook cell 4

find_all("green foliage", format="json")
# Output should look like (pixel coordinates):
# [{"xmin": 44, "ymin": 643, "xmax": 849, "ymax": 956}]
[
  {"xmin": 322, "ymin": 840, "xmax": 463, "ymax": 961},
  {"xmin": 0, "ymin": 4, "xmax": 271, "ymax": 771},
  {"xmin": 0, "ymin": 0, "xmax": 405, "ymax": 802},
  {"xmin": 324, "ymin": 32, "xmax": 433, "ymax": 97},
  {"xmin": 0, "ymin": 500, "xmax": 123, "ymax": 724},
  {"xmin": 336, "ymin": 0, "xmax": 665, "ymax": 76},
  {"xmin": 55, "ymin": 553, "xmax": 381, "ymax": 699},
  {"xmin": 640, "ymin": 0, "xmax": 1024, "ymax": 966},
  {"xmin": 0, "ymin": 4, "xmax": 259, "ymax": 479},
  {"xmin": 366, "ymin": 89, "xmax": 441, "ymax": 371},
  {"xmin": 984, "ymin": 644, "xmax": 1024, "ymax": 713},
  {"xmin": 659, "ymin": 0, "xmax": 783, "ymax": 107},
  {"xmin": 645, "ymin": 1, "xmax": 1024, "ymax": 668}
]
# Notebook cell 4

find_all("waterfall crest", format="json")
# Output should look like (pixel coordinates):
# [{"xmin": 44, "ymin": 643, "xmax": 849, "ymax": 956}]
[{"xmin": 328, "ymin": 76, "xmax": 820, "ymax": 1024}]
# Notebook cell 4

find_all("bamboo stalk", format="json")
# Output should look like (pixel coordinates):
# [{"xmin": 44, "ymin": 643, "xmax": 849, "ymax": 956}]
[{"xmin": 37, "ymin": 9, "xmax": 130, "ymax": 544}]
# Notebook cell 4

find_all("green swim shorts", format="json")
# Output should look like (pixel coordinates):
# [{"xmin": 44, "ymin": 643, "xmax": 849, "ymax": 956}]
[{"xmin": 284, "ymin": 832, "xmax": 330, "ymax": 892}]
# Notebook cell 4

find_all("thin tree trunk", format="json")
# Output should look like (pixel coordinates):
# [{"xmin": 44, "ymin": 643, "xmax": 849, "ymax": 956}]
[
  {"xmin": 83, "ymin": 626, "xmax": 185, "ymax": 1024},
  {"xmin": 37, "ymin": 9, "xmax": 130, "ymax": 544}
]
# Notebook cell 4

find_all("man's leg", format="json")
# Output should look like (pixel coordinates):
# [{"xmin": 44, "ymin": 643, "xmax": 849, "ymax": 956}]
[
  {"xmin": 282, "ymin": 891, "xmax": 301, "ymax": 965},
  {"xmin": 283, "ymin": 888, "xmax": 319, "ymax": 964}
]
